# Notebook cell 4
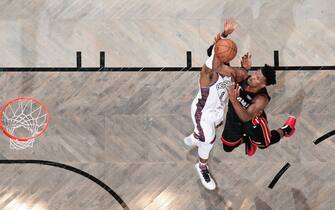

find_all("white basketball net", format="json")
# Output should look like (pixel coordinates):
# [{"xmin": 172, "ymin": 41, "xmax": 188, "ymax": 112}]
[
  {"xmin": 1, "ymin": 98, "xmax": 48, "ymax": 150},
  {"xmin": 10, "ymin": 138, "xmax": 35, "ymax": 150}
]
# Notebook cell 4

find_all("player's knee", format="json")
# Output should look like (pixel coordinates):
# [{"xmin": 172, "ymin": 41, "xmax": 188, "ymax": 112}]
[
  {"xmin": 205, "ymin": 133, "xmax": 215, "ymax": 144},
  {"xmin": 202, "ymin": 124, "xmax": 215, "ymax": 143},
  {"xmin": 198, "ymin": 142, "xmax": 213, "ymax": 159}
]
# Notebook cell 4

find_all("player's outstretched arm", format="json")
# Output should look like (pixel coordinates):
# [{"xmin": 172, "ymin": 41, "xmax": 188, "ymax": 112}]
[
  {"xmin": 207, "ymin": 18, "xmax": 237, "ymax": 57},
  {"xmin": 222, "ymin": 18, "xmax": 237, "ymax": 37},
  {"xmin": 212, "ymin": 54, "xmax": 247, "ymax": 83},
  {"xmin": 212, "ymin": 55, "xmax": 235, "ymax": 78},
  {"xmin": 227, "ymin": 52, "xmax": 251, "ymax": 82}
]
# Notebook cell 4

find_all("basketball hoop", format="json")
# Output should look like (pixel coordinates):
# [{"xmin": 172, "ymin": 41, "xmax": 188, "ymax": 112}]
[{"xmin": 0, "ymin": 97, "xmax": 49, "ymax": 150}]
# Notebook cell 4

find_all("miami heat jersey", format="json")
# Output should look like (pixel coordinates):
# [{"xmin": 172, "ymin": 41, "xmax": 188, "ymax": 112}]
[{"xmin": 226, "ymin": 76, "xmax": 271, "ymax": 123}]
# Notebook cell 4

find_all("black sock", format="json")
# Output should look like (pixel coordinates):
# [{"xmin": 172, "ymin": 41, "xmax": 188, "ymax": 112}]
[{"xmin": 280, "ymin": 125, "xmax": 292, "ymax": 136}]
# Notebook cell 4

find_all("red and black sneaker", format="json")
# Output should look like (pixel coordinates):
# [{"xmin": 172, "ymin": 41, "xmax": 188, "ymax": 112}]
[{"xmin": 282, "ymin": 116, "xmax": 296, "ymax": 137}]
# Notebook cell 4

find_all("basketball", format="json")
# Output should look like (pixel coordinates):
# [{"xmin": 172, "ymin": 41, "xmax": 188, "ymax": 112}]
[{"xmin": 214, "ymin": 38, "xmax": 237, "ymax": 63}]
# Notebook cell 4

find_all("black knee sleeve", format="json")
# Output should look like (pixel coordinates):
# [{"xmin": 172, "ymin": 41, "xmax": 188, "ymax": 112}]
[{"xmin": 270, "ymin": 130, "xmax": 281, "ymax": 145}]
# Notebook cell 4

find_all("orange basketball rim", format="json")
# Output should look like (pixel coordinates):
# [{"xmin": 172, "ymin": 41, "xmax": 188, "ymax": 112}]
[{"xmin": 0, "ymin": 97, "xmax": 49, "ymax": 148}]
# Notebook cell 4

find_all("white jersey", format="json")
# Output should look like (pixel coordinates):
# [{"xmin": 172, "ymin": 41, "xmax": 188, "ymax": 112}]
[
  {"xmin": 193, "ymin": 50, "xmax": 231, "ymax": 113},
  {"xmin": 190, "ymin": 48, "xmax": 231, "ymax": 143},
  {"xmin": 193, "ymin": 75, "xmax": 231, "ymax": 112}
]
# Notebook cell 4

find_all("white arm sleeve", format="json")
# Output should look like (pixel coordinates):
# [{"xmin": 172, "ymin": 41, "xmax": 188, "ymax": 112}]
[{"xmin": 205, "ymin": 46, "xmax": 215, "ymax": 69}]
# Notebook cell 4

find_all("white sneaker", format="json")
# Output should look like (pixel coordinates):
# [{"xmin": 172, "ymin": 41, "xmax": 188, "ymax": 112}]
[
  {"xmin": 184, "ymin": 134, "xmax": 198, "ymax": 147},
  {"xmin": 195, "ymin": 163, "xmax": 216, "ymax": 190}
]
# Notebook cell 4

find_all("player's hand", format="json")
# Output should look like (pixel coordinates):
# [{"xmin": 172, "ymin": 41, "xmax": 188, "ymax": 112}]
[
  {"xmin": 241, "ymin": 52, "xmax": 252, "ymax": 70},
  {"xmin": 228, "ymin": 82, "xmax": 240, "ymax": 102},
  {"xmin": 223, "ymin": 18, "xmax": 237, "ymax": 37}
]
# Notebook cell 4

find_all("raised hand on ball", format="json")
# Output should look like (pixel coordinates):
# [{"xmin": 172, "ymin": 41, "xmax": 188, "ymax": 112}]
[{"xmin": 223, "ymin": 18, "xmax": 237, "ymax": 37}]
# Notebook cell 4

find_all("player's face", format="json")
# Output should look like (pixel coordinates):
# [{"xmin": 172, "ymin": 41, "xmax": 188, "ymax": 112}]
[{"xmin": 247, "ymin": 69, "xmax": 267, "ymax": 87}]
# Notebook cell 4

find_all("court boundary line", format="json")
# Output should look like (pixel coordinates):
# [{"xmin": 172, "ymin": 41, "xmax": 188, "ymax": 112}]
[{"xmin": 0, "ymin": 159, "xmax": 129, "ymax": 210}]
